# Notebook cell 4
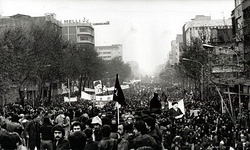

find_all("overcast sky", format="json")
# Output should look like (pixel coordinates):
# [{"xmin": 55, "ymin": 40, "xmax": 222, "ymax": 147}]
[{"xmin": 0, "ymin": 0, "xmax": 234, "ymax": 75}]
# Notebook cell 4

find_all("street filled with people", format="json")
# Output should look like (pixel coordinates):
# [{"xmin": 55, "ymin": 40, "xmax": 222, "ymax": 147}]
[{"xmin": 0, "ymin": 83, "xmax": 249, "ymax": 150}]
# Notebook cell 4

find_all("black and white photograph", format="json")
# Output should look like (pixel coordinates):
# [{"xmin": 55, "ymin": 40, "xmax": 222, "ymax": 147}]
[{"xmin": 0, "ymin": 0, "xmax": 249, "ymax": 150}]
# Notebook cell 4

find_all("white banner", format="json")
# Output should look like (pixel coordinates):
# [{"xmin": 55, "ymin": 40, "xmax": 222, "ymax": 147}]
[
  {"xmin": 64, "ymin": 96, "xmax": 77, "ymax": 102},
  {"xmin": 168, "ymin": 99, "xmax": 185, "ymax": 114},
  {"xmin": 81, "ymin": 91, "xmax": 92, "ymax": 100},
  {"xmin": 96, "ymin": 95, "xmax": 113, "ymax": 101},
  {"xmin": 84, "ymin": 87, "xmax": 95, "ymax": 92},
  {"xmin": 93, "ymin": 80, "xmax": 103, "ymax": 95}
]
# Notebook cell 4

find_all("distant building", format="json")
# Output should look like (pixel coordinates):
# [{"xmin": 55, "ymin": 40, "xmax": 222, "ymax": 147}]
[
  {"xmin": 168, "ymin": 34, "xmax": 183, "ymax": 65},
  {"xmin": 182, "ymin": 15, "xmax": 232, "ymax": 46},
  {"xmin": 95, "ymin": 44, "xmax": 123, "ymax": 61},
  {"xmin": 62, "ymin": 19, "xmax": 94, "ymax": 49}
]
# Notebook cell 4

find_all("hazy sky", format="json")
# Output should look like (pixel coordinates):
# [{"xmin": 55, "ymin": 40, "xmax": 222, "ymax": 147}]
[{"xmin": 0, "ymin": 0, "xmax": 234, "ymax": 74}]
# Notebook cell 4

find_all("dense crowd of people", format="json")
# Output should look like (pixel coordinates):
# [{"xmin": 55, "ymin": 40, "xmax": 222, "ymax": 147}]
[{"xmin": 0, "ymin": 85, "xmax": 249, "ymax": 150}]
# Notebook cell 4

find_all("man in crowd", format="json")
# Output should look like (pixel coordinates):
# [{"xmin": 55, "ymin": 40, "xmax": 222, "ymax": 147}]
[
  {"xmin": 91, "ymin": 115, "xmax": 102, "ymax": 142},
  {"xmin": 99, "ymin": 124, "xmax": 118, "ymax": 150},
  {"xmin": 117, "ymin": 123, "xmax": 129, "ymax": 150},
  {"xmin": 40, "ymin": 117, "xmax": 53, "ymax": 150},
  {"xmin": 52, "ymin": 125, "xmax": 70, "ymax": 150},
  {"xmin": 150, "ymin": 93, "xmax": 162, "ymax": 115}
]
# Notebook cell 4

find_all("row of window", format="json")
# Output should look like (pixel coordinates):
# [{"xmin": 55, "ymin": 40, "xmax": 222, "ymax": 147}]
[
  {"xmin": 62, "ymin": 27, "xmax": 94, "ymax": 34},
  {"xmin": 101, "ymin": 56, "xmax": 111, "ymax": 59},
  {"xmin": 191, "ymin": 26, "xmax": 232, "ymax": 30},
  {"xmin": 79, "ymin": 36, "xmax": 94, "ymax": 42},
  {"xmin": 96, "ymin": 47, "xmax": 118, "ymax": 50},
  {"xmin": 98, "ymin": 52, "xmax": 111, "ymax": 54}
]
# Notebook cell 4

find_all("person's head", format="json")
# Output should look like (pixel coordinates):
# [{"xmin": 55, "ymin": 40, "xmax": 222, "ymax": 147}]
[
  {"xmin": 52, "ymin": 125, "xmax": 65, "ymax": 141},
  {"xmin": 72, "ymin": 121, "xmax": 83, "ymax": 132},
  {"xmin": 0, "ymin": 133, "xmax": 17, "ymax": 150},
  {"xmin": 118, "ymin": 123, "xmax": 125, "ymax": 136},
  {"xmin": 68, "ymin": 131, "xmax": 87, "ymax": 150},
  {"xmin": 101, "ymin": 125, "xmax": 111, "ymax": 138},
  {"xmin": 91, "ymin": 116, "xmax": 102, "ymax": 130},
  {"xmin": 154, "ymin": 92, "xmax": 158, "ymax": 98},
  {"xmin": 126, "ymin": 117, "xmax": 134, "ymax": 124},
  {"xmin": 43, "ymin": 117, "xmax": 52, "ymax": 125},
  {"xmin": 144, "ymin": 116, "xmax": 155, "ymax": 132},
  {"xmin": 172, "ymin": 102, "xmax": 178, "ymax": 108},
  {"xmin": 84, "ymin": 128, "xmax": 93, "ymax": 140},
  {"xmin": 133, "ymin": 120, "xmax": 148, "ymax": 136}
]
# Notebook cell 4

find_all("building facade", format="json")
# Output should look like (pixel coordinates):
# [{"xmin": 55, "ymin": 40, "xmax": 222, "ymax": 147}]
[
  {"xmin": 62, "ymin": 20, "xmax": 95, "ymax": 49},
  {"xmin": 183, "ymin": 15, "xmax": 232, "ymax": 47},
  {"xmin": 95, "ymin": 44, "xmax": 123, "ymax": 61},
  {"xmin": 169, "ymin": 34, "xmax": 183, "ymax": 65}
]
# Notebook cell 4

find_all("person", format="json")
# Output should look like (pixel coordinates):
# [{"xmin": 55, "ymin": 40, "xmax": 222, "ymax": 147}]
[
  {"xmin": 132, "ymin": 120, "xmax": 157, "ymax": 150},
  {"xmin": 24, "ymin": 114, "xmax": 40, "ymax": 150},
  {"xmin": 71, "ymin": 121, "xmax": 83, "ymax": 133},
  {"xmin": 40, "ymin": 117, "xmax": 54, "ymax": 150},
  {"xmin": 150, "ymin": 93, "xmax": 162, "ymax": 115},
  {"xmin": 99, "ymin": 125, "xmax": 118, "ymax": 150},
  {"xmin": 143, "ymin": 116, "xmax": 162, "ymax": 150},
  {"xmin": 54, "ymin": 110, "xmax": 70, "ymax": 139},
  {"xmin": 68, "ymin": 131, "xmax": 87, "ymax": 150},
  {"xmin": 168, "ymin": 101, "xmax": 183, "ymax": 120},
  {"xmin": 117, "ymin": 123, "xmax": 129, "ymax": 150},
  {"xmin": 91, "ymin": 116, "xmax": 102, "ymax": 142},
  {"xmin": 84, "ymin": 128, "xmax": 100, "ymax": 150},
  {"xmin": 52, "ymin": 125, "xmax": 70, "ymax": 150}
]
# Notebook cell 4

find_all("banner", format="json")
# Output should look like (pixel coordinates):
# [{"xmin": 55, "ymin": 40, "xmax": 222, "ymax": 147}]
[
  {"xmin": 168, "ymin": 99, "xmax": 185, "ymax": 115},
  {"xmin": 64, "ymin": 96, "xmax": 77, "ymax": 102},
  {"xmin": 93, "ymin": 80, "xmax": 103, "ymax": 95},
  {"xmin": 81, "ymin": 91, "xmax": 92, "ymax": 100}
]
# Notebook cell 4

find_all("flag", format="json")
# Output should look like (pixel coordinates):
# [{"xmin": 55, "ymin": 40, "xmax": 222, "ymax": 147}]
[{"xmin": 113, "ymin": 74, "xmax": 126, "ymax": 106}]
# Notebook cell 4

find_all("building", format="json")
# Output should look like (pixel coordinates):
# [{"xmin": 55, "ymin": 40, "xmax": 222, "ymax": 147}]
[
  {"xmin": 230, "ymin": 0, "xmax": 250, "ymax": 101},
  {"xmin": 182, "ymin": 15, "xmax": 232, "ymax": 46},
  {"xmin": 0, "ymin": 13, "xmax": 62, "ymax": 104},
  {"xmin": 62, "ymin": 19, "xmax": 95, "ymax": 49},
  {"xmin": 95, "ymin": 44, "xmax": 123, "ymax": 61},
  {"xmin": 168, "ymin": 34, "xmax": 183, "ymax": 65}
]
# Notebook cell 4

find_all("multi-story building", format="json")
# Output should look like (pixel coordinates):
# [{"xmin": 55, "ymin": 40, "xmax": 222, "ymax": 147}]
[
  {"xmin": 169, "ymin": 34, "xmax": 183, "ymax": 65},
  {"xmin": 0, "ymin": 13, "xmax": 62, "ymax": 104},
  {"xmin": 62, "ymin": 19, "xmax": 95, "ymax": 49},
  {"xmin": 232, "ymin": 0, "xmax": 250, "ymax": 71},
  {"xmin": 95, "ymin": 44, "xmax": 123, "ymax": 61},
  {"xmin": 230, "ymin": 0, "xmax": 250, "ymax": 100},
  {"xmin": 183, "ymin": 15, "xmax": 232, "ymax": 46}
]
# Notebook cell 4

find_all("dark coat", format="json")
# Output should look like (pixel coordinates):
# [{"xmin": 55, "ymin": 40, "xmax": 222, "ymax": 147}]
[
  {"xmin": 53, "ymin": 137, "xmax": 70, "ymax": 150},
  {"xmin": 85, "ymin": 139, "xmax": 100, "ymax": 150},
  {"xmin": 99, "ymin": 137, "xmax": 118, "ymax": 150},
  {"xmin": 169, "ymin": 107, "xmax": 183, "ymax": 119}
]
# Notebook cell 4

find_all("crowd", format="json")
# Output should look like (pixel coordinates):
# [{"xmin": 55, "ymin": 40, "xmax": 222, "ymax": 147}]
[{"xmin": 0, "ymin": 86, "xmax": 249, "ymax": 150}]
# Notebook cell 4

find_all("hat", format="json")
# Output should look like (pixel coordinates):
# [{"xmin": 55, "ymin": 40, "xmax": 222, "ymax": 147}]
[{"xmin": 91, "ymin": 116, "xmax": 102, "ymax": 126}]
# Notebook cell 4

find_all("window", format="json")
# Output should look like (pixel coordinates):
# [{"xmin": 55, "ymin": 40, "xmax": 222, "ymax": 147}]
[
  {"xmin": 79, "ymin": 28, "xmax": 88, "ymax": 32},
  {"xmin": 80, "ymin": 36, "xmax": 88, "ymax": 41}
]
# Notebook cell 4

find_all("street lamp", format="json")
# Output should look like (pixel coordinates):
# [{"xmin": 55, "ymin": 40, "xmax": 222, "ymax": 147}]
[{"xmin": 182, "ymin": 58, "xmax": 204, "ymax": 101}]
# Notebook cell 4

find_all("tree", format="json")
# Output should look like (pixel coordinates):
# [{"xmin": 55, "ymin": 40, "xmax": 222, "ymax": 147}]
[
  {"xmin": 0, "ymin": 24, "xmax": 36, "ymax": 106},
  {"xmin": 105, "ymin": 57, "xmax": 132, "ymax": 84}
]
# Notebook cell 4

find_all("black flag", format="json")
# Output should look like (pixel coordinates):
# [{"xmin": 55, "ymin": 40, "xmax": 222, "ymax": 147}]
[{"xmin": 113, "ymin": 74, "xmax": 126, "ymax": 106}]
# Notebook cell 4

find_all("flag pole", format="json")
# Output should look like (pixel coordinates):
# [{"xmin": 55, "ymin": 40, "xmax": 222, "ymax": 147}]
[
  {"xmin": 117, "ymin": 102, "xmax": 120, "ymax": 125},
  {"xmin": 68, "ymin": 79, "xmax": 71, "ymax": 106}
]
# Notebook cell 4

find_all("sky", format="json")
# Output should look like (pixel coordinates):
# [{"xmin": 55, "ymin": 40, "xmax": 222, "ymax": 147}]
[{"xmin": 0, "ymin": 0, "xmax": 234, "ymax": 75}]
